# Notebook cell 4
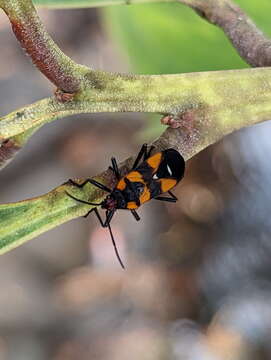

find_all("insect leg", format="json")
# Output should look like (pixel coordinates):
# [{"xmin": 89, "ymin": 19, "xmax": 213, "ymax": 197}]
[
  {"xmin": 66, "ymin": 191, "xmax": 103, "ymax": 219},
  {"xmin": 145, "ymin": 145, "xmax": 155, "ymax": 160},
  {"xmin": 110, "ymin": 157, "xmax": 121, "ymax": 180},
  {"xmin": 132, "ymin": 143, "xmax": 148, "ymax": 169},
  {"xmin": 68, "ymin": 178, "xmax": 111, "ymax": 193},
  {"xmin": 83, "ymin": 208, "xmax": 95, "ymax": 218},
  {"xmin": 67, "ymin": 191, "xmax": 124, "ymax": 268},
  {"xmin": 155, "ymin": 190, "xmax": 178, "ymax": 202},
  {"xmin": 105, "ymin": 209, "xmax": 115, "ymax": 227},
  {"xmin": 168, "ymin": 191, "xmax": 178, "ymax": 201},
  {"xmin": 130, "ymin": 209, "xmax": 140, "ymax": 221},
  {"xmin": 92, "ymin": 207, "xmax": 107, "ymax": 226},
  {"xmin": 155, "ymin": 196, "xmax": 177, "ymax": 203}
]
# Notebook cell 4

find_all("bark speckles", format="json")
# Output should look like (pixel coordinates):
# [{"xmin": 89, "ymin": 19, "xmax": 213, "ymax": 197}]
[
  {"xmin": 54, "ymin": 89, "xmax": 76, "ymax": 103},
  {"xmin": 158, "ymin": 109, "xmax": 203, "ymax": 160},
  {"xmin": 10, "ymin": 18, "xmax": 80, "ymax": 93},
  {"xmin": 2, "ymin": 0, "xmax": 86, "ymax": 93},
  {"xmin": 84, "ymin": 71, "xmax": 110, "ymax": 91},
  {"xmin": 161, "ymin": 115, "xmax": 181, "ymax": 129}
]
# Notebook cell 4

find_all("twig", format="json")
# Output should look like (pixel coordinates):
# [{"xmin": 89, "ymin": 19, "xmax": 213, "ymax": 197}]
[
  {"xmin": 1, "ymin": 0, "xmax": 89, "ymax": 93},
  {"xmin": 179, "ymin": 0, "xmax": 271, "ymax": 67},
  {"xmin": 0, "ymin": 0, "xmax": 271, "ymax": 171},
  {"xmin": 1, "ymin": 0, "xmax": 271, "ymax": 251},
  {"xmin": 1, "ymin": 68, "xmax": 271, "ymax": 168}
]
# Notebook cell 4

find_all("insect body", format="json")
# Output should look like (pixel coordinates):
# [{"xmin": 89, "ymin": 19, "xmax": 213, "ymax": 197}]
[{"xmin": 66, "ymin": 144, "xmax": 185, "ymax": 268}]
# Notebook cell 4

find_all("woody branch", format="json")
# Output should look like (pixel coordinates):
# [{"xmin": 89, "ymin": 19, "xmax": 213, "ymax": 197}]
[
  {"xmin": 0, "ymin": 0, "xmax": 271, "ymax": 170},
  {"xmin": 179, "ymin": 0, "xmax": 271, "ymax": 67},
  {"xmin": 1, "ymin": 0, "xmax": 271, "ymax": 251}
]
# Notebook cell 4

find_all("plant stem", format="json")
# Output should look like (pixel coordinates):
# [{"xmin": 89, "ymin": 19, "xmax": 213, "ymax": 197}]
[
  {"xmin": 1, "ymin": 67, "xmax": 271, "ymax": 158},
  {"xmin": 1, "ymin": 0, "xmax": 89, "ymax": 92},
  {"xmin": 178, "ymin": 0, "xmax": 271, "ymax": 67}
]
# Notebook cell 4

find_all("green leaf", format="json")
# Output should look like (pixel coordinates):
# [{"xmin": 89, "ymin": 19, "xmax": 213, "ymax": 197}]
[
  {"xmin": 33, "ymin": 0, "xmax": 164, "ymax": 8},
  {"xmin": 2, "ymin": 66, "xmax": 271, "ymax": 252},
  {"xmin": 0, "ymin": 187, "xmax": 71, "ymax": 253},
  {"xmin": 102, "ymin": 1, "xmax": 271, "ymax": 74},
  {"xmin": 102, "ymin": 3, "xmax": 244, "ymax": 74},
  {"xmin": 0, "ymin": 183, "xmax": 105, "ymax": 254}
]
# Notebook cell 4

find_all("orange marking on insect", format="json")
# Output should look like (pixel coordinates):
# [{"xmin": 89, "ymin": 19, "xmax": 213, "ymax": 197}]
[
  {"xmin": 146, "ymin": 152, "xmax": 162, "ymax": 171},
  {"xmin": 116, "ymin": 178, "xmax": 126, "ymax": 191},
  {"xmin": 160, "ymin": 179, "xmax": 177, "ymax": 193},
  {"xmin": 126, "ymin": 171, "xmax": 143, "ymax": 182},
  {"xmin": 139, "ymin": 187, "xmax": 151, "ymax": 204},
  {"xmin": 127, "ymin": 201, "xmax": 138, "ymax": 209}
]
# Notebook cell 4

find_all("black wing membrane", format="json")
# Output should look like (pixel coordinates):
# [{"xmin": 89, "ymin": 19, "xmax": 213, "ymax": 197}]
[{"xmin": 156, "ymin": 149, "xmax": 185, "ymax": 181}]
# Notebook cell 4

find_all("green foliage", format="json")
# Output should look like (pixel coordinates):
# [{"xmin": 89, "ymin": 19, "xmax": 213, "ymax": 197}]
[
  {"xmin": 2, "ymin": 0, "xmax": 271, "ymax": 252},
  {"xmin": 102, "ymin": 0, "xmax": 271, "ymax": 137},
  {"xmin": 33, "ymin": 0, "xmax": 150, "ymax": 7},
  {"xmin": 0, "ymin": 184, "xmax": 105, "ymax": 254},
  {"xmin": 0, "ymin": 188, "xmax": 69, "ymax": 254},
  {"xmin": 103, "ymin": 1, "xmax": 271, "ymax": 74},
  {"xmin": 103, "ymin": 3, "xmax": 242, "ymax": 74},
  {"xmin": 34, "ymin": 0, "xmax": 103, "ymax": 7}
]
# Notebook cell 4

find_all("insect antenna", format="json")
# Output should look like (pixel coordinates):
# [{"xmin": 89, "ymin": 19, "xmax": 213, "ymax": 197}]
[
  {"xmin": 106, "ymin": 212, "xmax": 125, "ymax": 269},
  {"xmin": 65, "ymin": 191, "xmax": 102, "ymax": 206},
  {"xmin": 68, "ymin": 178, "xmax": 111, "ymax": 193}
]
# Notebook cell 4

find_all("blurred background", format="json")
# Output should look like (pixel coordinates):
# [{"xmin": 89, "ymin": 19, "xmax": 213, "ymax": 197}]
[{"xmin": 1, "ymin": 1, "xmax": 271, "ymax": 358}]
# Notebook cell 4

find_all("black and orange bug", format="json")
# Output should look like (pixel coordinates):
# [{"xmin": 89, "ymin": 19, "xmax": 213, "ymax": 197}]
[{"xmin": 66, "ymin": 144, "xmax": 185, "ymax": 268}]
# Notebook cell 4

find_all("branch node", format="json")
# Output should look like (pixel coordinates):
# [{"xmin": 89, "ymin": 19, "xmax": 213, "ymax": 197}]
[
  {"xmin": 54, "ymin": 88, "xmax": 76, "ymax": 103},
  {"xmin": 161, "ymin": 115, "xmax": 182, "ymax": 129},
  {"xmin": 0, "ymin": 138, "xmax": 21, "ymax": 167}
]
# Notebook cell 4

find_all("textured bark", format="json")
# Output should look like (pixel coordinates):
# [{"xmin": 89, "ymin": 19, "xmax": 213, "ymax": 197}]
[{"xmin": 2, "ymin": 0, "xmax": 88, "ymax": 92}]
